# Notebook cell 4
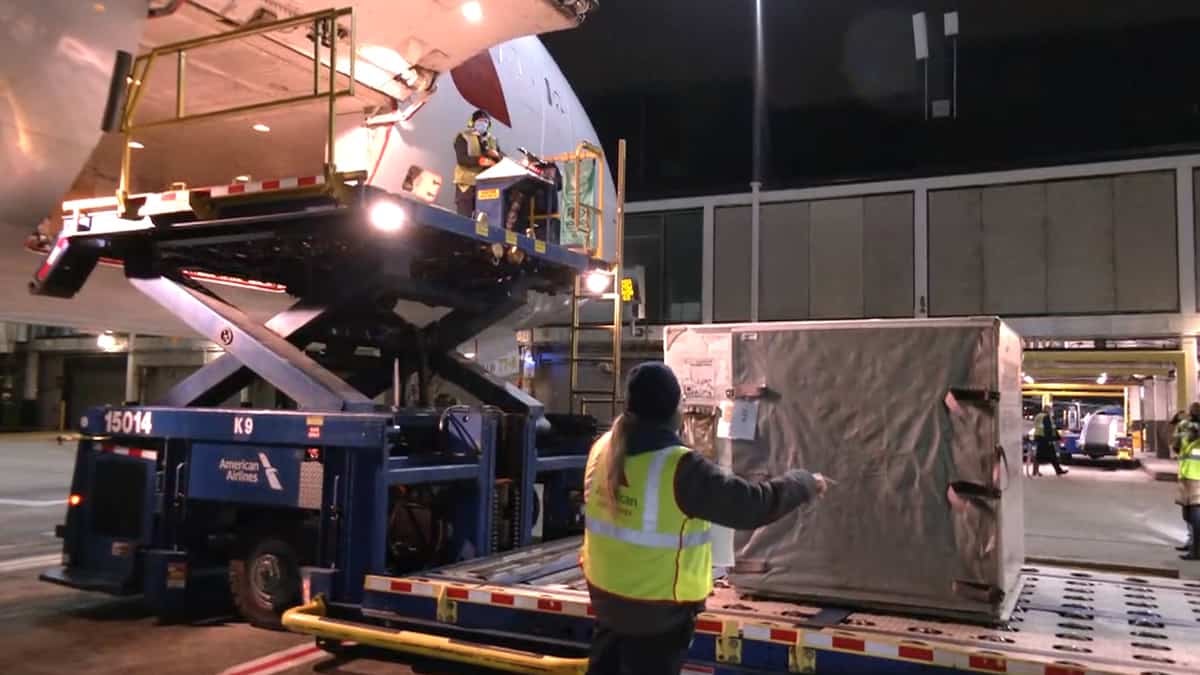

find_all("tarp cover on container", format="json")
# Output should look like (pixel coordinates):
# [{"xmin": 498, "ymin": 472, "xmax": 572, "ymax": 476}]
[{"xmin": 664, "ymin": 318, "xmax": 1024, "ymax": 624}]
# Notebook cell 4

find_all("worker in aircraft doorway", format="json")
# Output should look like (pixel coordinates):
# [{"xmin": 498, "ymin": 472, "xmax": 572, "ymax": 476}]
[
  {"xmin": 452, "ymin": 109, "xmax": 503, "ymax": 217},
  {"xmin": 581, "ymin": 362, "xmax": 829, "ymax": 674}
]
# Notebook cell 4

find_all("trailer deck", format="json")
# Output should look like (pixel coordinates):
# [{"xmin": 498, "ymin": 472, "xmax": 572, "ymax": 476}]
[{"xmin": 288, "ymin": 537, "xmax": 1200, "ymax": 675}]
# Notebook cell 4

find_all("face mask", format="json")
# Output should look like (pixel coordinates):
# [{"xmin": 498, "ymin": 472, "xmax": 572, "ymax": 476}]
[{"xmin": 474, "ymin": 121, "xmax": 489, "ymax": 134}]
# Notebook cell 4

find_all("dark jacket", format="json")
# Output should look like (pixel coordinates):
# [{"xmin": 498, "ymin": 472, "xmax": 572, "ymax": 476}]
[{"xmin": 587, "ymin": 423, "xmax": 819, "ymax": 635}]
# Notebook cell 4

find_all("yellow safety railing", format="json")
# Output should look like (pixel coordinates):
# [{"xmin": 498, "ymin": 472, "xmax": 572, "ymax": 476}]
[
  {"xmin": 117, "ymin": 7, "xmax": 357, "ymax": 215},
  {"xmin": 539, "ymin": 141, "xmax": 610, "ymax": 260},
  {"xmin": 282, "ymin": 596, "xmax": 587, "ymax": 674}
]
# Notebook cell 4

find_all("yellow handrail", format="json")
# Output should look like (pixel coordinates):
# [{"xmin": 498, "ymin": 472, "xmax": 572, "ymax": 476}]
[
  {"xmin": 118, "ymin": 7, "xmax": 357, "ymax": 216},
  {"xmin": 542, "ymin": 141, "xmax": 609, "ymax": 259},
  {"xmin": 282, "ymin": 596, "xmax": 587, "ymax": 674}
]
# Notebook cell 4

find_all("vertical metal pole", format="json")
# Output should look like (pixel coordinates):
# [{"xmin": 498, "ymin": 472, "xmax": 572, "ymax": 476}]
[
  {"xmin": 327, "ymin": 16, "xmax": 337, "ymax": 175},
  {"xmin": 750, "ymin": 181, "xmax": 761, "ymax": 322},
  {"xmin": 612, "ymin": 139, "xmax": 627, "ymax": 421},
  {"xmin": 569, "ymin": 279, "xmax": 582, "ymax": 415},
  {"xmin": 175, "ymin": 51, "xmax": 186, "ymax": 119},
  {"xmin": 752, "ymin": 0, "xmax": 766, "ymax": 185},
  {"xmin": 392, "ymin": 357, "xmax": 400, "ymax": 410},
  {"xmin": 952, "ymin": 37, "xmax": 958, "ymax": 119},
  {"xmin": 347, "ymin": 11, "xmax": 356, "ymax": 96},
  {"xmin": 313, "ymin": 19, "xmax": 321, "ymax": 95},
  {"xmin": 573, "ymin": 154, "xmax": 583, "ymax": 253},
  {"xmin": 124, "ymin": 334, "xmax": 138, "ymax": 404},
  {"xmin": 923, "ymin": 60, "xmax": 929, "ymax": 121}
]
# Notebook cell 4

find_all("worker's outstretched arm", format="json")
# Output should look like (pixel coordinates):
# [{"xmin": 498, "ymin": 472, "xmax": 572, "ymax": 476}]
[{"xmin": 673, "ymin": 453, "xmax": 819, "ymax": 530}]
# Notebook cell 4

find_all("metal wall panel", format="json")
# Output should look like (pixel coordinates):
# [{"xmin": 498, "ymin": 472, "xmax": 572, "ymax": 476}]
[
  {"xmin": 1046, "ymin": 178, "xmax": 1116, "ymax": 313},
  {"xmin": 1195, "ymin": 169, "xmax": 1200, "ymax": 312},
  {"xmin": 863, "ymin": 193, "xmax": 914, "ymax": 318},
  {"xmin": 759, "ymin": 201, "xmax": 811, "ymax": 320},
  {"xmin": 928, "ymin": 188, "xmax": 983, "ymax": 316},
  {"xmin": 713, "ymin": 206, "xmax": 753, "ymax": 322},
  {"xmin": 1114, "ymin": 171, "xmax": 1177, "ymax": 312},
  {"xmin": 809, "ymin": 198, "xmax": 865, "ymax": 318},
  {"xmin": 982, "ymin": 183, "xmax": 1047, "ymax": 315}
]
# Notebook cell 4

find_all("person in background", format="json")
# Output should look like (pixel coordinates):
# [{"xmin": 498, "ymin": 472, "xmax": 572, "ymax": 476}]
[
  {"xmin": 581, "ymin": 362, "xmax": 829, "ymax": 675},
  {"xmin": 1174, "ymin": 403, "xmax": 1200, "ymax": 558},
  {"xmin": 1032, "ymin": 406, "xmax": 1068, "ymax": 477},
  {"xmin": 452, "ymin": 109, "xmax": 502, "ymax": 217}
]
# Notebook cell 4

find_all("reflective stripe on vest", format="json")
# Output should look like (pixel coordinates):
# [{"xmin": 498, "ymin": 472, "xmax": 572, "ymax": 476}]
[
  {"xmin": 452, "ymin": 131, "xmax": 490, "ymax": 187},
  {"xmin": 582, "ymin": 444, "xmax": 712, "ymax": 603}
]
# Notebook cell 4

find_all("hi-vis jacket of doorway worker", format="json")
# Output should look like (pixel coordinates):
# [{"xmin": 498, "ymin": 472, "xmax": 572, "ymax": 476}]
[
  {"xmin": 1174, "ymin": 402, "xmax": 1200, "ymax": 560},
  {"xmin": 453, "ymin": 109, "xmax": 502, "ymax": 218},
  {"xmin": 582, "ymin": 362, "xmax": 829, "ymax": 675}
]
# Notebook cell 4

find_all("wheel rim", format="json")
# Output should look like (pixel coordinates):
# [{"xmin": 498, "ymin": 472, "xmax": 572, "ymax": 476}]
[{"xmin": 250, "ymin": 553, "xmax": 285, "ymax": 607}]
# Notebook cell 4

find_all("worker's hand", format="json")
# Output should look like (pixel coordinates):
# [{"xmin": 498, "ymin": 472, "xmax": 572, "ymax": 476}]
[
  {"xmin": 479, "ymin": 157, "xmax": 496, "ymax": 167},
  {"xmin": 811, "ymin": 473, "xmax": 830, "ymax": 498}
]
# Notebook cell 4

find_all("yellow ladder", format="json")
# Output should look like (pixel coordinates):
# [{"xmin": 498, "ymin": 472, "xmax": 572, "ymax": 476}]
[{"xmin": 567, "ymin": 140, "xmax": 626, "ymax": 423}]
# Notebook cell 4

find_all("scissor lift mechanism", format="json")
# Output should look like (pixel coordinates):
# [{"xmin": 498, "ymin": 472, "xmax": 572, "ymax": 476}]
[{"xmin": 35, "ymin": 170, "xmax": 606, "ymax": 595}]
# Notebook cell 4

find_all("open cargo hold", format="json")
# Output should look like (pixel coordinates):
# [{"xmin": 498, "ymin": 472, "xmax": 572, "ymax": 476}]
[{"xmin": 665, "ymin": 317, "xmax": 1025, "ymax": 624}]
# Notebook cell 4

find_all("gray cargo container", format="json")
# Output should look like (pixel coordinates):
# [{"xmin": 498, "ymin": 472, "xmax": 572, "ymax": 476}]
[{"xmin": 664, "ymin": 317, "xmax": 1024, "ymax": 624}]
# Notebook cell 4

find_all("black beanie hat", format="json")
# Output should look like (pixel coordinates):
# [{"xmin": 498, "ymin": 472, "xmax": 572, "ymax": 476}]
[{"xmin": 625, "ymin": 361, "xmax": 682, "ymax": 424}]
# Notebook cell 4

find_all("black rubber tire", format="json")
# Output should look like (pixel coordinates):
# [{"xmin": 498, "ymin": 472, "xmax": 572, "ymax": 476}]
[{"xmin": 229, "ymin": 535, "xmax": 302, "ymax": 630}]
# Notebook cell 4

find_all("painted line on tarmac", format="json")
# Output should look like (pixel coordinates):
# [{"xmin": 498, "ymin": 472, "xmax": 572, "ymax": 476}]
[
  {"xmin": 218, "ymin": 643, "xmax": 324, "ymax": 675},
  {"xmin": 0, "ymin": 553, "xmax": 60, "ymax": 574},
  {"xmin": 0, "ymin": 498, "xmax": 65, "ymax": 507}
]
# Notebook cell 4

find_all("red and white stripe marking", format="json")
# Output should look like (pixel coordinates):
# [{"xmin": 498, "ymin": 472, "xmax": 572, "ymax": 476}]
[
  {"xmin": 209, "ymin": 175, "xmax": 324, "ymax": 198},
  {"xmin": 217, "ymin": 642, "xmax": 324, "ymax": 675},
  {"xmin": 96, "ymin": 443, "xmax": 158, "ymax": 462},
  {"xmin": 365, "ymin": 576, "xmax": 594, "ymax": 618},
  {"xmin": 364, "ymin": 576, "xmax": 1124, "ymax": 675}
]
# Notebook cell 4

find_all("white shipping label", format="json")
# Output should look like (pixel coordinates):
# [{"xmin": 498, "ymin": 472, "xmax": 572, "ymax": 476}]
[{"xmin": 728, "ymin": 399, "xmax": 759, "ymax": 441}]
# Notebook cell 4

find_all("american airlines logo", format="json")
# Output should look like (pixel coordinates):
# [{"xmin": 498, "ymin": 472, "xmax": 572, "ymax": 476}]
[{"xmin": 217, "ymin": 453, "xmax": 284, "ymax": 491}]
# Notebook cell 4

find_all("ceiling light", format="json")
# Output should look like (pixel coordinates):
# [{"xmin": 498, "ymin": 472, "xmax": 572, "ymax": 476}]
[
  {"xmin": 127, "ymin": 140, "xmax": 144, "ymax": 149},
  {"xmin": 369, "ymin": 199, "xmax": 406, "ymax": 232},
  {"xmin": 461, "ymin": 1, "xmax": 483, "ymax": 23},
  {"xmin": 1022, "ymin": 374, "xmax": 1035, "ymax": 385},
  {"xmin": 462, "ymin": 351, "xmax": 476, "ymax": 359},
  {"xmin": 96, "ymin": 332, "xmax": 117, "ymax": 351},
  {"xmin": 1096, "ymin": 372, "xmax": 1108, "ymax": 385},
  {"xmin": 252, "ymin": 123, "xmax": 271, "ymax": 133},
  {"xmin": 234, "ymin": 175, "xmax": 250, "ymax": 183}
]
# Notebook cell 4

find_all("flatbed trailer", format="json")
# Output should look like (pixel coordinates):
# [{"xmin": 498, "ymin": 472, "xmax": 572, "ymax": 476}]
[{"xmin": 286, "ymin": 537, "xmax": 1200, "ymax": 674}]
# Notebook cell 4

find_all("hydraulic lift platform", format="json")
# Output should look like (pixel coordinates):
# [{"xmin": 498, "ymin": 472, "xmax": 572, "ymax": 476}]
[{"xmin": 35, "ymin": 169, "xmax": 610, "ymax": 622}]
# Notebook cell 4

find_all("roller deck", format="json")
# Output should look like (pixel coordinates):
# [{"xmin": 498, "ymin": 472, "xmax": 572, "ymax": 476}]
[{"xmin": 291, "ymin": 537, "xmax": 1200, "ymax": 675}]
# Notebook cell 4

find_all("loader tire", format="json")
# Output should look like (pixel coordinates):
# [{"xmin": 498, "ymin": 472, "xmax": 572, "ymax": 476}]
[{"xmin": 230, "ymin": 535, "xmax": 301, "ymax": 630}]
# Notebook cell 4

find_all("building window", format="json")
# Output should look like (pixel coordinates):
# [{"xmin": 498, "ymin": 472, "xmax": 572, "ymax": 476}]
[{"xmin": 624, "ymin": 209, "xmax": 702, "ymax": 323}]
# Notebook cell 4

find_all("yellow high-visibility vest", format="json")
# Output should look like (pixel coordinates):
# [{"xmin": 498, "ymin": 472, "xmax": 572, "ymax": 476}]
[
  {"xmin": 1033, "ymin": 413, "xmax": 1048, "ymax": 438},
  {"xmin": 452, "ymin": 131, "xmax": 497, "ymax": 187},
  {"xmin": 1181, "ymin": 437, "xmax": 1200, "ymax": 481},
  {"xmin": 582, "ymin": 441, "xmax": 712, "ymax": 603}
]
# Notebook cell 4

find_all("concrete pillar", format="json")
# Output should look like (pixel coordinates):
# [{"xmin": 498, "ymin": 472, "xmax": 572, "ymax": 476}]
[
  {"xmin": 124, "ymin": 333, "xmax": 138, "ymax": 404},
  {"xmin": 23, "ymin": 350, "xmax": 38, "ymax": 401},
  {"xmin": 1183, "ymin": 335, "xmax": 1198, "ymax": 408}
]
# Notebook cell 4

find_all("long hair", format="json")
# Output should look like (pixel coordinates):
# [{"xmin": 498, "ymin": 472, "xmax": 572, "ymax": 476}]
[{"xmin": 588, "ymin": 413, "xmax": 632, "ymax": 518}]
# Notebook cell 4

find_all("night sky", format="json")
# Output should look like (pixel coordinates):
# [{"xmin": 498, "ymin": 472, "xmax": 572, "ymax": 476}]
[{"xmin": 542, "ymin": 1, "xmax": 1200, "ymax": 200}]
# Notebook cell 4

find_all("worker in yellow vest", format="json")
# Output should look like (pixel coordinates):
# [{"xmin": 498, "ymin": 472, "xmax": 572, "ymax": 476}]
[
  {"xmin": 1175, "ymin": 402, "xmax": 1200, "ymax": 560},
  {"xmin": 582, "ymin": 362, "xmax": 828, "ymax": 674},
  {"xmin": 452, "ymin": 109, "xmax": 502, "ymax": 217},
  {"xmin": 1031, "ymin": 406, "xmax": 1067, "ymax": 477}
]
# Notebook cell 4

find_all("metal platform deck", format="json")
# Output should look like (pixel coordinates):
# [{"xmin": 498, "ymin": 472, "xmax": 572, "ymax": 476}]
[{"xmin": 344, "ymin": 537, "xmax": 1200, "ymax": 674}]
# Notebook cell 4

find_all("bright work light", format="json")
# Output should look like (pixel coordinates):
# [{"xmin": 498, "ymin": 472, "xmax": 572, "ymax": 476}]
[
  {"xmin": 584, "ymin": 270, "xmax": 611, "ymax": 295},
  {"xmin": 369, "ymin": 200, "xmax": 407, "ymax": 233}
]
